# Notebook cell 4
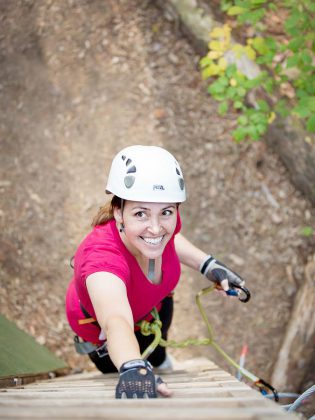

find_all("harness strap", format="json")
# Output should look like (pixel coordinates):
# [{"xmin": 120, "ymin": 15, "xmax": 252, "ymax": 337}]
[
  {"xmin": 78, "ymin": 302, "xmax": 99, "ymax": 327},
  {"xmin": 73, "ymin": 335, "xmax": 108, "ymax": 357}
]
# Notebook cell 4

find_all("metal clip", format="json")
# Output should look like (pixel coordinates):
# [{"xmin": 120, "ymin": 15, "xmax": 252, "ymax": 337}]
[{"xmin": 225, "ymin": 283, "xmax": 251, "ymax": 303}]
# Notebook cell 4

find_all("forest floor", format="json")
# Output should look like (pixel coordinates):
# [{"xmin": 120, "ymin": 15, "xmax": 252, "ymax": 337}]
[{"xmin": 0, "ymin": 0, "xmax": 314, "ymax": 413}]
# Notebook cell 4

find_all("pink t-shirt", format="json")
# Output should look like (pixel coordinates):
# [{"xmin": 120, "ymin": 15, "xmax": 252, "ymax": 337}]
[{"xmin": 65, "ymin": 214, "xmax": 181, "ymax": 344}]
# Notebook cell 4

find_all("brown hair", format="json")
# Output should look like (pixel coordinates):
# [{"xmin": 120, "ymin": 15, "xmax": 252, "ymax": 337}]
[{"xmin": 91, "ymin": 195, "xmax": 122, "ymax": 227}]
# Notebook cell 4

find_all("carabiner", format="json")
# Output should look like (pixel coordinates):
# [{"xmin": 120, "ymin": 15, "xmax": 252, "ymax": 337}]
[
  {"xmin": 256, "ymin": 378, "xmax": 279, "ymax": 402},
  {"xmin": 226, "ymin": 283, "xmax": 251, "ymax": 303}
]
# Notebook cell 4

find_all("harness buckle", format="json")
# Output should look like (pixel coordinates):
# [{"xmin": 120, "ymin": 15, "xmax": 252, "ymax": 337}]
[{"xmin": 95, "ymin": 342, "xmax": 108, "ymax": 358}]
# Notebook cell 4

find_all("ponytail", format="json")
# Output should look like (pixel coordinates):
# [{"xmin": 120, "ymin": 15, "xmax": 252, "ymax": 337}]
[{"xmin": 91, "ymin": 195, "xmax": 121, "ymax": 227}]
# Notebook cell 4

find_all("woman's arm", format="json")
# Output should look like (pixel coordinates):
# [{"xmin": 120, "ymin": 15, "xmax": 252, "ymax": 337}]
[
  {"xmin": 174, "ymin": 233, "xmax": 207, "ymax": 270},
  {"xmin": 86, "ymin": 272, "xmax": 140, "ymax": 369},
  {"xmin": 174, "ymin": 233, "xmax": 245, "ymax": 292},
  {"xmin": 86, "ymin": 272, "xmax": 172, "ymax": 397}
]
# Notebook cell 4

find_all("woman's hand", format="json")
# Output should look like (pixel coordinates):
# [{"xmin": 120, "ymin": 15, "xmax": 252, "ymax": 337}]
[
  {"xmin": 115, "ymin": 359, "xmax": 172, "ymax": 398},
  {"xmin": 200, "ymin": 255, "xmax": 245, "ymax": 292}
]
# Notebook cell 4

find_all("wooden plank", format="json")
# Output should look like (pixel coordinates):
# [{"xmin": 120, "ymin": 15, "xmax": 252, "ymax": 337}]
[
  {"xmin": 0, "ymin": 358, "xmax": 299, "ymax": 419},
  {"xmin": 0, "ymin": 405, "xmax": 295, "ymax": 420},
  {"xmin": 0, "ymin": 396, "xmax": 269, "ymax": 407}
]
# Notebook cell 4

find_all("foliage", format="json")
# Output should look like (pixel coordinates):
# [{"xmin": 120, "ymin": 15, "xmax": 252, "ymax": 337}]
[
  {"xmin": 200, "ymin": 0, "xmax": 315, "ymax": 142},
  {"xmin": 300, "ymin": 226, "xmax": 314, "ymax": 237}
]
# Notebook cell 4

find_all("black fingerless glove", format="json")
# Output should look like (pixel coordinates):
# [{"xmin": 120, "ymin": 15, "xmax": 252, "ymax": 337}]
[
  {"xmin": 200, "ymin": 255, "xmax": 244, "ymax": 288},
  {"xmin": 115, "ymin": 359, "xmax": 157, "ymax": 399}
]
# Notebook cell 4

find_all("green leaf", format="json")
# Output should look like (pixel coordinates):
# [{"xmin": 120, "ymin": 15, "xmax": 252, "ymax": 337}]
[
  {"xmin": 199, "ymin": 56, "xmax": 213, "ymax": 68},
  {"xmin": 237, "ymin": 87, "xmax": 247, "ymax": 97},
  {"xmin": 256, "ymin": 123, "xmax": 267, "ymax": 134},
  {"xmin": 217, "ymin": 76, "xmax": 230, "ymax": 87},
  {"xmin": 227, "ymin": 6, "xmax": 247, "ymax": 16},
  {"xmin": 233, "ymin": 127, "xmax": 247, "ymax": 142},
  {"xmin": 226, "ymin": 86, "xmax": 238, "ymax": 99},
  {"xmin": 263, "ymin": 78, "xmax": 275, "ymax": 94},
  {"xmin": 239, "ymin": 9, "xmax": 265, "ymax": 25},
  {"xmin": 301, "ymin": 51, "xmax": 312, "ymax": 65},
  {"xmin": 288, "ymin": 37, "xmax": 305, "ymax": 53},
  {"xmin": 251, "ymin": 37, "xmax": 269, "ymax": 55},
  {"xmin": 238, "ymin": 115, "xmax": 249, "ymax": 126},
  {"xmin": 306, "ymin": 2, "xmax": 315, "ymax": 12},
  {"xmin": 244, "ymin": 78, "xmax": 261, "ymax": 89},
  {"xmin": 301, "ymin": 96, "xmax": 315, "ymax": 112},
  {"xmin": 306, "ymin": 115, "xmax": 315, "ymax": 132},
  {"xmin": 285, "ymin": 14, "xmax": 300, "ymax": 31},
  {"xmin": 275, "ymin": 100, "xmax": 290, "ymax": 117},
  {"xmin": 247, "ymin": 125, "xmax": 261, "ymax": 141},
  {"xmin": 257, "ymin": 100, "xmax": 270, "ymax": 112},
  {"xmin": 233, "ymin": 101, "xmax": 243, "ymax": 109},
  {"xmin": 226, "ymin": 64, "xmax": 237, "ymax": 78},
  {"xmin": 286, "ymin": 54, "xmax": 299, "ymax": 68},
  {"xmin": 218, "ymin": 101, "xmax": 229, "ymax": 115},
  {"xmin": 268, "ymin": 3, "xmax": 277, "ymax": 10},
  {"xmin": 209, "ymin": 82, "xmax": 226, "ymax": 94},
  {"xmin": 300, "ymin": 226, "xmax": 313, "ymax": 237}
]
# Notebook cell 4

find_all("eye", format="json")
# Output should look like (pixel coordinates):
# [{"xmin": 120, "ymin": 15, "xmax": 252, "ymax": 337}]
[
  {"xmin": 135, "ymin": 211, "xmax": 146, "ymax": 219},
  {"xmin": 162, "ymin": 209, "xmax": 173, "ymax": 216}
]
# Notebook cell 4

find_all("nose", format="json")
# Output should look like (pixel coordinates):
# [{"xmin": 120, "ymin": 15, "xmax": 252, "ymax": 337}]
[{"xmin": 147, "ymin": 216, "xmax": 161, "ymax": 235}]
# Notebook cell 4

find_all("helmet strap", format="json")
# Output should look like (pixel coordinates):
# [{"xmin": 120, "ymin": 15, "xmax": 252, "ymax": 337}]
[
  {"xmin": 120, "ymin": 198, "xmax": 125, "ymax": 214},
  {"xmin": 119, "ymin": 198, "xmax": 125, "ymax": 233},
  {"xmin": 147, "ymin": 259, "xmax": 155, "ymax": 281}
]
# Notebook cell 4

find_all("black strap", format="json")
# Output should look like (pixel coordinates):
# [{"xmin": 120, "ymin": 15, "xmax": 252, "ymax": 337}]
[
  {"xmin": 200, "ymin": 256, "xmax": 214, "ymax": 275},
  {"xmin": 80, "ymin": 302, "xmax": 100, "ymax": 328}
]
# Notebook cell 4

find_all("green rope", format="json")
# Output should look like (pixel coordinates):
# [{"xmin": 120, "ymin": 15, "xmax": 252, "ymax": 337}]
[{"xmin": 137, "ymin": 286, "xmax": 258, "ymax": 383}]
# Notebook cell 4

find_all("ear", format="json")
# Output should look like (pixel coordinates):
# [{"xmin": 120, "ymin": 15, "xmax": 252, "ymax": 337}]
[{"xmin": 113, "ymin": 206, "xmax": 123, "ymax": 224}]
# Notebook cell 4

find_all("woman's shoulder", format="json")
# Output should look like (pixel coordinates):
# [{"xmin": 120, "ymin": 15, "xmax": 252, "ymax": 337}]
[
  {"xmin": 74, "ymin": 220, "xmax": 131, "ymax": 282},
  {"xmin": 74, "ymin": 219, "xmax": 122, "ymax": 261}
]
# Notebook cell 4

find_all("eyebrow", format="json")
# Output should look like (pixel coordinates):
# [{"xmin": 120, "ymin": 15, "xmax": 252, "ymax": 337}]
[{"xmin": 131, "ymin": 205, "xmax": 176, "ymax": 211}]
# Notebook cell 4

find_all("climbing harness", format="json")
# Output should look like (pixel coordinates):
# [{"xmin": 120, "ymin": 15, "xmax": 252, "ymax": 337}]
[
  {"xmin": 73, "ymin": 335, "xmax": 108, "ymax": 358},
  {"xmin": 137, "ymin": 285, "xmax": 278, "ymax": 402}
]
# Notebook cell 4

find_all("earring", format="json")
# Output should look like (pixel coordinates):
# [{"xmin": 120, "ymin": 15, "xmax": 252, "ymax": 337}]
[{"xmin": 119, "ymin": 223, "xmax": 125, "ymax": 233}]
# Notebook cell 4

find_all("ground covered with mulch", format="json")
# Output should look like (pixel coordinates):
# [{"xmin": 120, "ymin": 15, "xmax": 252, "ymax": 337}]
[{"xmin": 0, "ymin": 0, "xmax": 314, "ymax": 412}]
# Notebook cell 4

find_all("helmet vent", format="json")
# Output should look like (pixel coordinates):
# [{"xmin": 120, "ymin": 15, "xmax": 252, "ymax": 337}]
[
  {"xmin": 176, "ymin": 168, "xmax": 180, "ymax": 175},
  {"xmin": 126, "ymin": 158, "xmax": 132, "ymax": 166},
  {"xmin": 121, "ymin": 155, "xmax": 126, "ymax": 161},
  {"xmin": 124, "ymin": 176, "xmax": 135, "ymax": 189},
  {"xmin": 178, "ymin": 178, "xmax": 185, "ymax": 190},
  {"xmin": 127, "ymin": 165, "xmax": 137, "ymax": 174}
]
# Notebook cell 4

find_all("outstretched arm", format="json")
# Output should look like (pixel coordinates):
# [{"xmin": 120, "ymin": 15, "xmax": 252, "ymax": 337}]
[
  {"xmin": 86, "ymin": 272, "xmax": 172, "ymax": 398},
  {"xmin": 86, "ymin": 272, "xmax": 139, "ymax": 369}
]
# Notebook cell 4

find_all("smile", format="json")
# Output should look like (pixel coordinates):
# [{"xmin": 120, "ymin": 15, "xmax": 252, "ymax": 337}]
[{"xmin": 140, "ymin": 236, "xmax": 164, "ymax": 245}]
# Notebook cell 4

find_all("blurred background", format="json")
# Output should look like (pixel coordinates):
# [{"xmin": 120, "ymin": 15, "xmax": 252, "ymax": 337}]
[{"xmin": 0, "ymin": 0, "xmax": 314, "ymax": 413}]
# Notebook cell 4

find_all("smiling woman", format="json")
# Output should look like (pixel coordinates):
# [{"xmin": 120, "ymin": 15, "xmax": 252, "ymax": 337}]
[{"xmin": 65, "ymin": 145, "xmax": 246, "ymax": 399}]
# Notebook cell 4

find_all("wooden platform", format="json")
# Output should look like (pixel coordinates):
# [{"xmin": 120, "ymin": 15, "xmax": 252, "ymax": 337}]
[
  {"xmin": 0, "ymin": 358, "xmax": 299, "ymax": 419},
  {"xmin": 0, "ymin": 315, "xmax": 67, "ymax": 380}
]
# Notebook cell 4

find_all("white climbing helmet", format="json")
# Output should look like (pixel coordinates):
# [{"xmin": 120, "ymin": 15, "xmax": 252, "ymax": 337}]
[{"xmin": 106, "ymin": 145, "xmax": 186, "ymax": 203}]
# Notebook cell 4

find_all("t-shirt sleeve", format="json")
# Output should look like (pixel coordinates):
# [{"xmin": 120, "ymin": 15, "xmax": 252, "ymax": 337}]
[{"xmin": 77, "ymin": 242, "xmax": 131, "ymax": 287}]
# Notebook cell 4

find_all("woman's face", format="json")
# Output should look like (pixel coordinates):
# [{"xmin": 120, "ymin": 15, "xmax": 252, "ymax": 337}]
[{"xmin": 114, "ymin": 201, "xmax": 177, "ymax": 260}]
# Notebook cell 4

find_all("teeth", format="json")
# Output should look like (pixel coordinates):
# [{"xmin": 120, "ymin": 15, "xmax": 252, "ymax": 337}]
[{"xmin": 142, "ymin": 236, "xmax": 163, "ymax": 245}]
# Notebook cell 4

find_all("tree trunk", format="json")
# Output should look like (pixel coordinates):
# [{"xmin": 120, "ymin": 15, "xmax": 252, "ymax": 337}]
[
  {"xmin": 267, "ymin": 118, "xmax": 315, "ymax": 206},
  {"xmin": 271, "ymin": 260, "xmax": 315, "ymax": 391}
]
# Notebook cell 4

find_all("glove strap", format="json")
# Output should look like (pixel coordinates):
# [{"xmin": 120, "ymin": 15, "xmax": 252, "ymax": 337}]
[
  {"xmin": 116, "ymin": 359, "xmax": 156, "ymax": 399},
  {"xmin": 199, "ymin": 255, "xmax": 215, "ymax": 275},
  {"xmin": 119, "ymin": 359, "xmax": 152, "ymax": 373}
]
